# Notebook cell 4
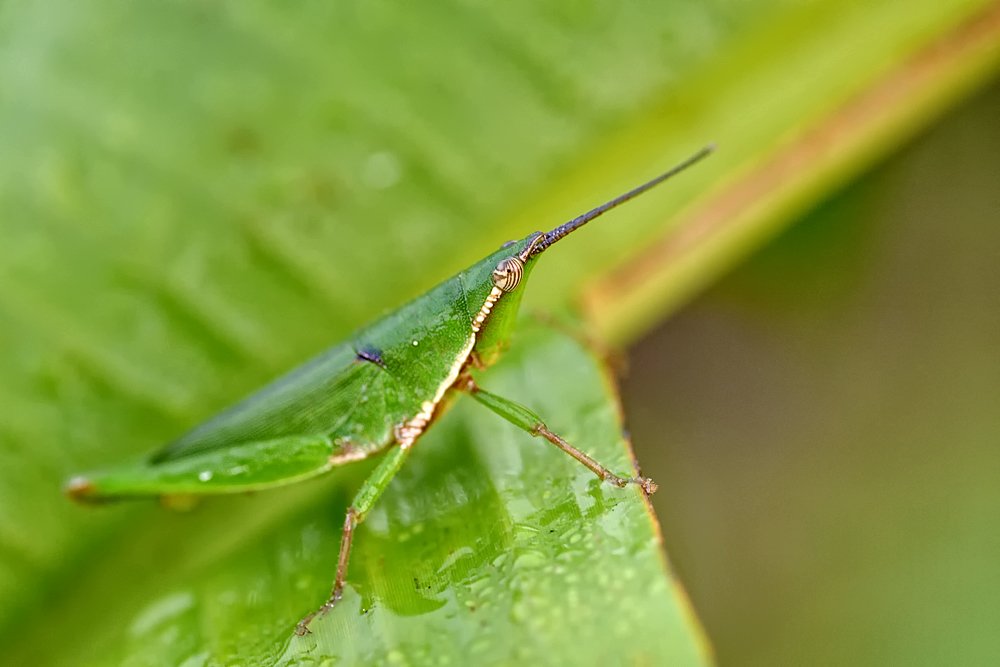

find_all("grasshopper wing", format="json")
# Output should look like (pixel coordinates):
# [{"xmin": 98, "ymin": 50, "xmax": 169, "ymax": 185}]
[
  {"xmin": 67, "ymin": 433, "xmax": 340, "ymax": 501},
  {"xmin": 153, "ymin": 343, "xmax": 396, "ymax": 464},
  {"xmin": 69, "ymin": 344, "xmax": 400, "ymax": 501}
]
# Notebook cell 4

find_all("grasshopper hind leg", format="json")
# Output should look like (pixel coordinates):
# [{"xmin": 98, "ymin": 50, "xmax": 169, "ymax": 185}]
[
  {"xmin": 531, "ymin": 422, "xmax": 657, "ymax": 495},
  {"xmin": 460, "ymin": 377, "xmax": 656, "ymax": 495},
  {"xmin": 295, "ymin": 508, "xmax": 358, "ymax": 635},
  {"xmin": 295, "ymin": 443, "xmax": 412, "ymax": 636}
]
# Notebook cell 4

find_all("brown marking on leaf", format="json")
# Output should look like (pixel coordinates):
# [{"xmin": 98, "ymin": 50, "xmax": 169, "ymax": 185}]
[{"xmin": 583, "ymin": 2, "xmax": 1000, "ymax": 328}]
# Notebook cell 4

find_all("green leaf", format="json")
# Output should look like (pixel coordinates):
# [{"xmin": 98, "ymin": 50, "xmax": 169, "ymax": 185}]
[
  {"xmin": 2, "ymin": 0, "xmax": 998, "ymax": 663},
  {"xmin": 626, "ymin": 83, "xmax": 1000, "ymax": 664},
  {"xmin": 5, "ymin": 322, "xmax": 708, "ymax": 666}
]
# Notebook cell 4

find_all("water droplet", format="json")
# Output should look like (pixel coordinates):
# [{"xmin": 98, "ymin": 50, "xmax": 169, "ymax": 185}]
[
  {"xmin": 129, "ymin": 591, "xmax": 195, "ymax": 636},
  {"xmin": 197, "ymin": 470, "xmax": 213, "ymax": 482},
  {"xmin": 361, "ymin": 150, "xmax": 402, "ymax": 190},
  {"xmin": 510, "ymin": 600, "xmax": 529, "ymax": 623},
  {"xmin": 512, "ymin": 551, "xmax": 546, "ymax": 569},
  {"xmin": 412, "ymin": 340, "xmax": 419, "ymax": 346},
  {"xmin": 177, "ymin": 650, "xmax": 209, "ymax": 667}
]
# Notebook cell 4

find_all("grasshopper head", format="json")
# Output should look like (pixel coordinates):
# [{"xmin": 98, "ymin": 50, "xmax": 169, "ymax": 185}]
[
  {"xmin": 468, "ymin": 233, "xmax": 545, "ymax": 367},
  {"xmin": 471, "ymin": 145, "xmax": 713, "ymax": 365},
  {"xmin": 489, "ymin": 233, "xmax": 545, "ymax": 293}
]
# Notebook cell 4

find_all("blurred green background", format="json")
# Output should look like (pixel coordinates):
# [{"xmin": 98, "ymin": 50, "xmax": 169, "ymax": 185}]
[
  {"xmin": 2, "ymin": 0, "xmax": 999, "ymax": 664},
  {"xmin": 624, "ymin": 79, "xmax": 1000, "ymax": 666}
]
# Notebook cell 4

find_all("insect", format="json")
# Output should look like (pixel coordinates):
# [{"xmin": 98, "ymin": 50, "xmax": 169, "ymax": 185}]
[{"xmin": 66, "ymin": 145, "xmax": 713, "ymax": 635}]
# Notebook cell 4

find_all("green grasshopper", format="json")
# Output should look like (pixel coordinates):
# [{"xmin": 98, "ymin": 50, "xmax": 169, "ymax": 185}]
[{"xmin": 66, "ymin": 146, "xmax": 713, "ymax": 635}]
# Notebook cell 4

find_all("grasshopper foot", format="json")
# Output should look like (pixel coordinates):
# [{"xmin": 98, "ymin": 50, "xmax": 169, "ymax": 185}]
[
  {"xmin": 635, "ymin": 476, "xmax": 658, "ymax": 495},
  {"xmin": 295, "ymin": 589, "xmax": 343, "ymax": 636},
  {"xmin": 605, "ymin": 473, "xmax": 658, "ymax": 495}
]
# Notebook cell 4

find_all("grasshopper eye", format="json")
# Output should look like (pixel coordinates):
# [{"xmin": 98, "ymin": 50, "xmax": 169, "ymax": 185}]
[{"xmin": 492, "ymin": 256, "xmax": 524, "ymax": 292}]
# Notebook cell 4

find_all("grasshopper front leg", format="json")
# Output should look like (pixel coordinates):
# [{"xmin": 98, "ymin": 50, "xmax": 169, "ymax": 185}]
[
  {"xmin": 296, "ymin": 443, "xmax": 412, "ymax": 636},
  {"xmin": 459, "ymin": 377, "xmax": 657, "ymax": 495}
]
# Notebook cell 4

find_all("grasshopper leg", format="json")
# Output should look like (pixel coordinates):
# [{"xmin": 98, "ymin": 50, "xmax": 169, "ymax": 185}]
[
  {"xmin": 459, "ymin": 377, "xmax": 656, "ymax": 495},
  {"xmin": 296, "ymin": 443, "xmax": 412, "ymax": 636}
]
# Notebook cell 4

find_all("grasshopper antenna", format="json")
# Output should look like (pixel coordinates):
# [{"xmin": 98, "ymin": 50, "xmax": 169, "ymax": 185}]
[{"xmin": 535, "ymin": 143, "xmax": 715, "ymax": 255}]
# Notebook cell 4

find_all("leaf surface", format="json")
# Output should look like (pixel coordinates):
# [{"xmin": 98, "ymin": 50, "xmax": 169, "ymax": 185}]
[
  {"xmin": 1, "ymin": 0, "xmax": 998, "ymax": 663},
  {"xmin": 7, "ymin": 322, "xmax": 708, "ymax": 666}
]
